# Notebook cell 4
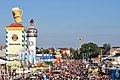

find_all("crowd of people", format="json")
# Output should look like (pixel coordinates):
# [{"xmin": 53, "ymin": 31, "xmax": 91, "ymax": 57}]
[
  {"xmin": 28, "ymin": 59, "xmax": 111, "ymax": 80},
  {"xmin": 0, "ymin": 59, "xmax": 117, "ymax": 80}
]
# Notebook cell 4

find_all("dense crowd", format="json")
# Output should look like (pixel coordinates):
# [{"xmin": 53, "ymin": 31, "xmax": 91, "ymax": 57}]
[
  {"xmin": 29, "ymin": 59, "xmax": 111, "ymax": 80},
  {"xmin": 0, "ymin": 59, "xmax": 115, "ymax": 80}
]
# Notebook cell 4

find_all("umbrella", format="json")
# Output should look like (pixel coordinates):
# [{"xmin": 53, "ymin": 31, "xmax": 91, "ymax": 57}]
[
  {"xmin": 88, "ymin": 68, "xmax": 92, "ymax": 73},
  {"xmin": 94, "ymin": 68, "xmax": 98, "ymax": 74}
]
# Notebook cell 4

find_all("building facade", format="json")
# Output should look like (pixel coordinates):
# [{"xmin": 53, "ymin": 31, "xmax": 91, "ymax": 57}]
[{"xmin": 6, "ymin": 23, "xmax": 27, "ymax": 61}]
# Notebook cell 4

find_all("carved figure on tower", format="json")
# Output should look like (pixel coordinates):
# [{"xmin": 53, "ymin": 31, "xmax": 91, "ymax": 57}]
[
  {"xmin": 27, "ymin": 19, "xmax": 38, "ymax": 65},
  {"xmin": 12, "ymin": 7, "xmax": 23, "ymax": 23}
]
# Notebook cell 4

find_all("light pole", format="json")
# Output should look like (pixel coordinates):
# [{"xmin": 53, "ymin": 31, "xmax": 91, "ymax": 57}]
[
  {"xmin": 100, "ymin": 49, "xmax": 102, "ymax": 66},
  {"xmin": 89, "ymin": 47, "xmax": 91, "ymax": 60},
  {"xmin": 79, "ymin": 37, "xmax": 83, "ymax": 49}
]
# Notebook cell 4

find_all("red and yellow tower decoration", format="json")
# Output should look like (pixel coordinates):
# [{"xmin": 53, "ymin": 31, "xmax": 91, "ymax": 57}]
[{"xmin": 6, "ymin": 7, "xmax": 27, "ymax": 61}]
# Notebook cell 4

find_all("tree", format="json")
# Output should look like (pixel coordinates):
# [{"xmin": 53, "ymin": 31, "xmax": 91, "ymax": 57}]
[
  {"xmin": 43, "ymin": 49, "xmax": 49, "ymax": 54},
  {"xmin": 48, "ymin": 48, "xmax": 56, "ymax": 55},
  {"xmin": 48, "ymin": 48, "xmax": 55, "ymax": 53},
  {"xmin": 36, "ymin": 48, "xmax": 44, "ymax": 54},
  {"xmin": 72, "ymin": 49, "xmax": 78, "ymax": 59},
  {"xmin": 70, "ymin": 48, "xmax": 75, "ymax": 53},
  {"xmin": 80, "ymin": 42, "xmax": 99, "ymax": 58},
  {"xmin": 103, "ymin": 43, "xmax": 111, "ymax": 55},
  {"xmin": 69, "ymin": 48, "xmax": 75, "ymax": 59}
]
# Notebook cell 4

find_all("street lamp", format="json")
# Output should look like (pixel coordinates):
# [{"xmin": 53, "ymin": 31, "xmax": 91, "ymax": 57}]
[
  {"xmin": 89, "ymin": 47, "xmax": 91, "ymax": 59},
  {"xmin": 79, "ymin": 37, "xmax": 83, "ymax": 48}
]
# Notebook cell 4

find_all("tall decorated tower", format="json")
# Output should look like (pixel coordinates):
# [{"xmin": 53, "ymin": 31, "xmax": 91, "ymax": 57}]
[
  {"xmin": 6, "ymin": 7, "xmax": 27, "ymax": 62},
  {"xmin": 27, "ymin": 19, "xmax": 38, "ymax": 64}
]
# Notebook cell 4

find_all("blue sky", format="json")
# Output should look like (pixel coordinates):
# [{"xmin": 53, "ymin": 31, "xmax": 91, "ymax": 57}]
[{"xmin": 0, "ymin": 0, "xmax": 120, "ymax": 49}]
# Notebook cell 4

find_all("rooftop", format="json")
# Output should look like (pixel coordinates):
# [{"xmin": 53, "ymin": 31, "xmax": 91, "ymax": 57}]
[{"xmin": 7, "ymin": 23, "xmax": 23, "ymax": 27}]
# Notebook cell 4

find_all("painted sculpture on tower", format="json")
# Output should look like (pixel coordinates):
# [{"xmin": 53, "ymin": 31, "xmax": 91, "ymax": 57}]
[
  {"xmin": 55, "ymin": 49, "xmax": 62, "ymax": 62},
  {"xmin": 12, "ymin": 7, "xmax": 23, "ymax": 23},
  {"xmin": 27, "ymin": 19, "xmax": 38, "ymax": 65},
  {"xmin": 6, "ymin": 7, "xmax": 27, "ymax": 68}
]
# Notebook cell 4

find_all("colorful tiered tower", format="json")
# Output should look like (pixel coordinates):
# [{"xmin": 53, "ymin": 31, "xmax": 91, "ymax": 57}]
[{"xmin": 27, "ymin": 19, "xmax": 38, "ymax": 64}]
